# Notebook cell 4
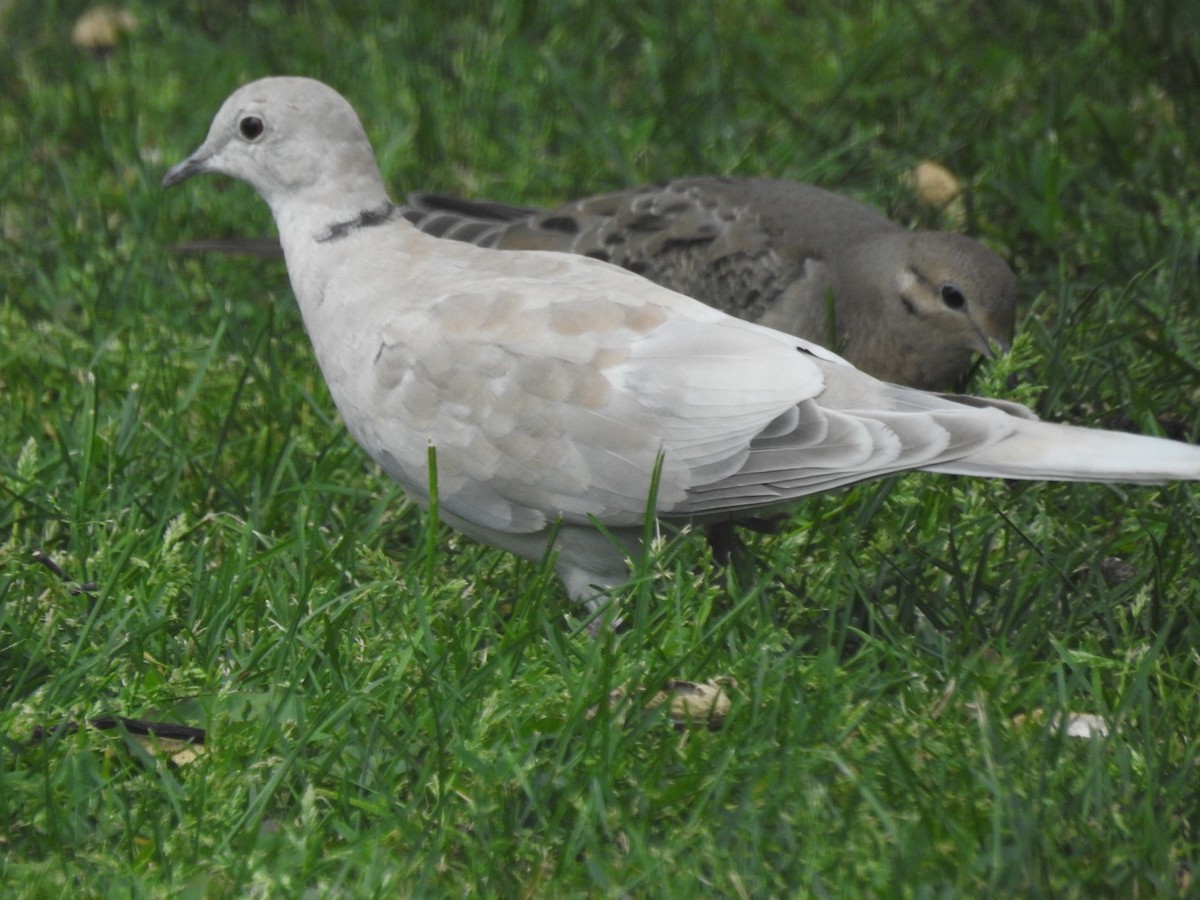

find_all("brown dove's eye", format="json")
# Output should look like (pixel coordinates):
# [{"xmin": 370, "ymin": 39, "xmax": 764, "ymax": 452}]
[
  {"xmin": 941, "ymin": 284, "xmax": 967, "ymax": 311},
  {"xmin": 239, "ymin": 116, "xmax": 265, "ymax": 140}
]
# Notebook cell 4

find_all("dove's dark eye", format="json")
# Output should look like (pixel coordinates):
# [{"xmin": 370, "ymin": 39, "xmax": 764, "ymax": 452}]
[
  {"xmin": 941, "ymin": 284, "xmax": 967, "ymax": 311},
  {"xmin": 239, "ymin": 116, "xmax": 265, "ymax": 140}
]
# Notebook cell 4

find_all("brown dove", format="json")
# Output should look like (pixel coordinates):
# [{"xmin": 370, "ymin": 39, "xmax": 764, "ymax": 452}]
[{"xmin": 177, "ymin": 182, "xmax": 1016, "ymax": 390}]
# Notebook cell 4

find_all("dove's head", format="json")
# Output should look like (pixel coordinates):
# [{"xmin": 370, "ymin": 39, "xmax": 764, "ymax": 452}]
[
  {"xmin": 902, "ymin": 231, "xmax": 1017, "ymax": 354},
  {"xmin": 849, "ymin": 230, "xmax": 1017, "ymax": 388},
  {"xmin": 162, "ymin": 77, "xmax": 389, "ymax": 223}
]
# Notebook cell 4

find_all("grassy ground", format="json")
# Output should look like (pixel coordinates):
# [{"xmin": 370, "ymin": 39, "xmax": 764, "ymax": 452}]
[{"xmin": 3, "ymin": 0, "xmax": 1200, "ymax": 895}]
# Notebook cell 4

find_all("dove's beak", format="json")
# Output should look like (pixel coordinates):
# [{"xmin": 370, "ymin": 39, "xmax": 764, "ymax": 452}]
[
  {"xmin": 162, "ymin": 151, "xmax": 211, "ymax": 188},
  {"xmin": 970, "ymin": 316, "xmax": 1012, "ymax": 361},
  {"xmin": 985, "ymin": 336, "xmax": 1011, "ymax": 359}
]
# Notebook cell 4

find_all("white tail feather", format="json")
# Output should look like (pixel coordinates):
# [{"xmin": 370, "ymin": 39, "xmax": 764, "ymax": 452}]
[{"xmin": 930, "ymin": 418, "xmax": 1200, "ymax": 483}]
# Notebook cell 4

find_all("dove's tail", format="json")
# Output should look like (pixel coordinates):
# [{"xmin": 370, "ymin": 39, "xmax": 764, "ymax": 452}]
[
  {"xmin": 930, "ymin": 417, "xmax": 1200, "ymax": 483},
  {"xmin": 173, "ymin": 237, "xmax": 283, "ymax": 258},
  {"xmin": 400, "ymin": 193, "xmax": 534, "ymax": 248}
]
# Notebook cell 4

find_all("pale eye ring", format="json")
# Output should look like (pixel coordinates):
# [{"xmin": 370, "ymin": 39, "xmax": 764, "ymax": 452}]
[{"xmin": 239, "ymin": 116, "xmax": 265, "ymax": 140}]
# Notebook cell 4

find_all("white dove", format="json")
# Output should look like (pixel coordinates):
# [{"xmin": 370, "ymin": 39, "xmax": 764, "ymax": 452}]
[{"xmin": 163, "ymin": 77, "xmax": 1200, "ymax": 613}]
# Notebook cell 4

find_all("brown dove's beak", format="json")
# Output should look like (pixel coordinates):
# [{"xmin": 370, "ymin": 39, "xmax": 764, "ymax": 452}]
[{"xmin": 986, "ymin": 336, "xmax": 1012, "ymax": 359}]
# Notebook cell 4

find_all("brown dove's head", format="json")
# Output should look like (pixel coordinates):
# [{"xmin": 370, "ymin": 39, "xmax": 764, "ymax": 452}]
[{"xmin": 840, "ymin": 231, "xmax": 1017, "ymax": 389}]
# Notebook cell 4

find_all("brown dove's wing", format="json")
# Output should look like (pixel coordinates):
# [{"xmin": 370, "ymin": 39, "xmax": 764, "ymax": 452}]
[{"xmin": 405, "ymin": 183, "xmax": 798, "ymax": 324}]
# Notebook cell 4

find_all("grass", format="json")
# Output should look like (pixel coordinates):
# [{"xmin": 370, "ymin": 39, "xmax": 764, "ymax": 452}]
[{"xmin": 2, "ymin": 0, "xmax": 1200, "ymax": 895}]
